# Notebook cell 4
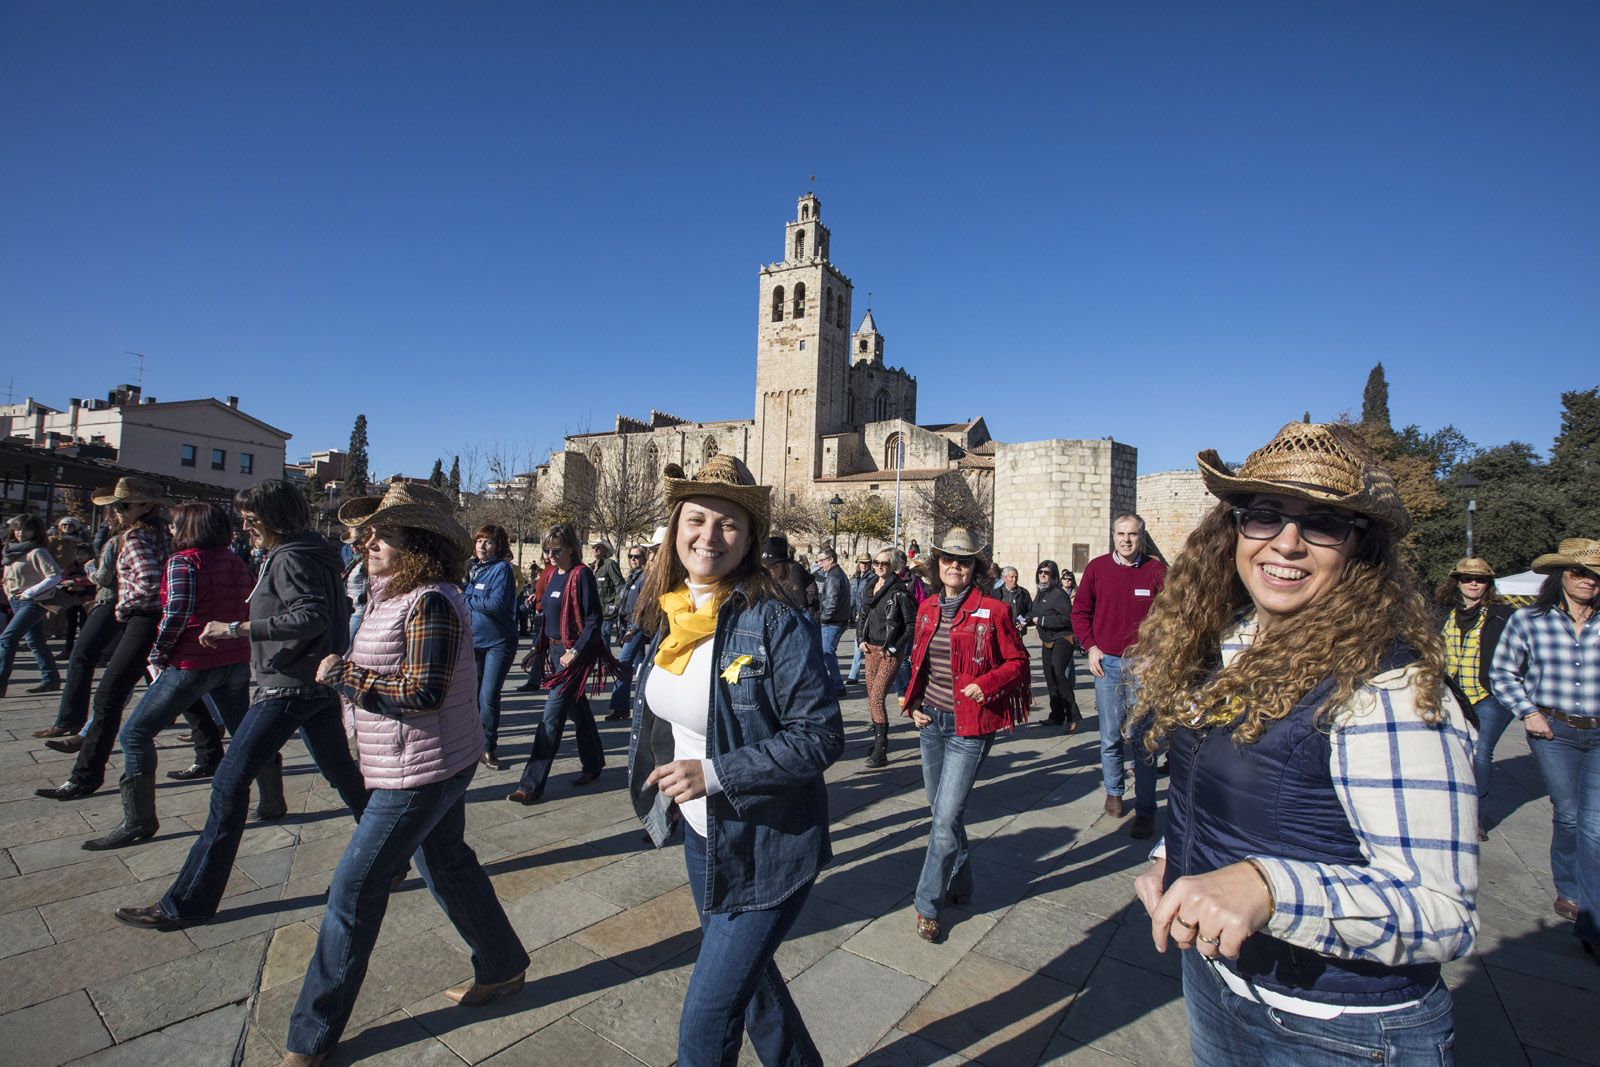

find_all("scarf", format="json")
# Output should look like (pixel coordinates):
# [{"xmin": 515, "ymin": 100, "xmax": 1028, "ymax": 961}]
[
  {"xmin": 3, "ymin": 540, "xmax": 39, "ymax": 566},
  {"xmin": 653, "ymin": 584, "xmax": 720, "ymax": 675}
]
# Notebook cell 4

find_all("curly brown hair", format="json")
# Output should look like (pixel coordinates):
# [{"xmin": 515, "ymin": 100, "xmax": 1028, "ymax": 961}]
[
  {"xmin": 376, "ymin": 527, "xmax": 468, "ymax": 599},
  {"xmin": 1127, "ymin": 499, "xmax": 1447, "ymax": 749}
]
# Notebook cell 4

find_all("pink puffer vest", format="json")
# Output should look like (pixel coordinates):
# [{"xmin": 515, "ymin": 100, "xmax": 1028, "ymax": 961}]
[{"xmin": 344, "ymin": 581, "xmax": 483, "ymax": 790}]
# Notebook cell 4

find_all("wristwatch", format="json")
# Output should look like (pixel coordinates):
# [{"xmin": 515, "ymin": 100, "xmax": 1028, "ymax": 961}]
[{"xmin": 227, "ymin": 621, "xmax": 241, "ymax": 639}]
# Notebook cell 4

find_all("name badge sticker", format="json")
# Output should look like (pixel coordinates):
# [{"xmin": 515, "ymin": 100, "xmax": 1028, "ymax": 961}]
[
  {"xmin": 1134, "ymin": 588, "xmax": 1152, "ymax": 597},
  {"xmin": 549, "ymin": 590, "xmax": 560, "ymax": 599},
  {"xmin": 973, "ymin": 607, "xmax": 991, "ymax": 619}
]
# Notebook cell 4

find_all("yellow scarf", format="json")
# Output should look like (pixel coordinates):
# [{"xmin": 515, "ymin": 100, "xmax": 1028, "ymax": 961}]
[{"xmin": 653, "ymin": 585, "xmax": 720, "ymax": 675}]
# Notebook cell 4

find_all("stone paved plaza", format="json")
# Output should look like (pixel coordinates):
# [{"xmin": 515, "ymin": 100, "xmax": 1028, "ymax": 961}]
[{"xmin": 0, "ymin": 637, "xmax": 1595, "ymax": 1066}]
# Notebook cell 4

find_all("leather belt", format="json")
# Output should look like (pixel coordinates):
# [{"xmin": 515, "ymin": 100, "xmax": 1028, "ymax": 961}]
[{"xmin": 1543, "ymin": 707, "xmax": 1600, "ymax": 730}]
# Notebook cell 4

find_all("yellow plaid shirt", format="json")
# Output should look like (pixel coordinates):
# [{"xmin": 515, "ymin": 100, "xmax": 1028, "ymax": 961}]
[{"xmin": 1442, "ymin": 608, "xmax": 1489, "ymax": 705}]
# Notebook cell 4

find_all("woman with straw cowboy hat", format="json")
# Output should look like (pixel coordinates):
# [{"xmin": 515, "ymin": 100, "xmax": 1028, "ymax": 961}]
[
  {"xmin": 628, "ymin": 454, "xmax": 843, "ymax": 1066},
  {"xmin": 1434, "ymin": 557, "xmax": 1515, "ymax": 839},
  {"xmin": 901, "ymin": 525, "xmax": 1031, "ymax": 942},
  {"xmin": 1491, "ymin": 536, "xmax": 1600, "ymax": 958},
  {"xmin": 1127, "ymin": 422, "xmax": 1477, "ymax": 1065}
]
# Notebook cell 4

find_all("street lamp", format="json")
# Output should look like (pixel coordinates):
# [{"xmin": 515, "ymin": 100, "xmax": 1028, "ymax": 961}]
[
  {"xmin": 1455, "ymin": 472, "xmax": 1482, "ymax": 558},
  {"xmin": 829, "ymin": 494, "xmax": 844, "ymax": 552}
]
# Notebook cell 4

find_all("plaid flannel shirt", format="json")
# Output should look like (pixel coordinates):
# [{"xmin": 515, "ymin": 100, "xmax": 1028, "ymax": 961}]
[
  {"xmin": 149, "ymin": 554, "xmax": 197, "ymax": 668},
  {"xmin": 1159, "ymin": 615, "xmax": 1479, "ymax": 967},
  {"xmin": 1490, "ymin": 605, "xmax": 1600, "ymax": 719},
  {"xmin": 115, "ymin": 525, "xmax": 167, "ymax": 621},
  {"xmin": 334, "ymin": 590, "xmax": 461, "ymax": 715}
]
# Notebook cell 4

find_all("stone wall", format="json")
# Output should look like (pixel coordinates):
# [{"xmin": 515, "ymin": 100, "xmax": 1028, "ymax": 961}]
[
  {"xmin": 1137, "ymin": 469, "xmax": 1213, "ymax": 561},
  {"xmin": 992, "ymin": 439, "xmax": 1136, "ymax": 577}
]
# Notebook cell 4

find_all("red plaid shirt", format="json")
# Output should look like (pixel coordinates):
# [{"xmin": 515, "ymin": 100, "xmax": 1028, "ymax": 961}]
[{"xmin": 115, "ymin": 524, "xmax": 168, "ymax": 620}]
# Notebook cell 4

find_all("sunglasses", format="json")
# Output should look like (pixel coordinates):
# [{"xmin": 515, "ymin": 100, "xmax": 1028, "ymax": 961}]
[
  {"xmin": 111, "ymin": 501, "xmax": 133, "ymax": 512},
  {"xmin": 1231, "ymin": 506, "xmax": 1369, "ymax": 548},
  {"xmin": 627, "ymin": 554, "xmax": 644, "ymax": 562},
  {"xmin": 1456, "ymin": 575, "xmax": 1490, "ymax": 584},
  {"xmin": 1571, "ymin": 568, "xmax": 1600, "ymax": 582},
  {"xmin": 873, "ymin": 560, "xmax": 891, "ymax": 567}
]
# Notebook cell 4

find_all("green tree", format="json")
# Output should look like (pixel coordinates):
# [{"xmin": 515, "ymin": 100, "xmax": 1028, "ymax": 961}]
[
  {"xmin": 448, "ymin": 455, "xmax": 461, "ymax": 499},
  {"xmin": 1549, "ymin": 387, "xmax": 1600, "ymax": 537},
  {"xmin": 837, "ymin": 495, "xmax": 895, "ymax": 555},
  {"xmin": 346, "ymin": 414, "xmax": 370, "ymax": 495},
  {"xmin": 428, "ymin": 459, "xmax": 444, "ymax": 488},
  {"xmin": 1361, "ymin": 363, "xmax": 1392, "ymax": 434}
]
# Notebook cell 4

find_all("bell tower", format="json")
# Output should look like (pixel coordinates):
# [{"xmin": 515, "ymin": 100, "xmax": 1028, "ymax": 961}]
[{"xmin": 753, "ymin": 193, "xmax": 854, "ymax": 499}]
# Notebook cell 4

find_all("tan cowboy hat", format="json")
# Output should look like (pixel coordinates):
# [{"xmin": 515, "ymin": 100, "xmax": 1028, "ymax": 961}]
[
  {"xmin": 346, "ymin": 481, "xmax": 470, "ymax": 557},
  {"xmin": 1197, "ymin": 422, "xmax": 1410, "ymax": 536},
  {"xmin": 92, "ymin": 475, "xmax": 169, "ymax": 507},
  {"xmin": 1449, "ymin": 557, "xmax": 1495, "ymax": 579},
  {"xmin": 931, "ymin": 526, "xmax": 987, "ymax": 558},
  {"xmin": 663, "ymin": 454, "xmax": 771, "ymax": 528},
  {"xmin": 1532, "ymin": 538, "xmax": 1600, "ymax": 574}
]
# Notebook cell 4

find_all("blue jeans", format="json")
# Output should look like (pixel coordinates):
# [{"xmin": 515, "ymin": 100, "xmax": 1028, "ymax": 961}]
[
  {"xmin": 1182, "ymin": 950, "xmax": 1455, "ymax": 1066},
  {"xmin": 1469, "ymin": 695, "xmax": 1514, "ymax": 804},
  {"xmin": 474, "ymin": 644, "xmax": 516, "ymax": 756},
  {"xmin": 680, "ymin": 827, "xmax": 821, "ymax": 1067},
  {"xmin": 895, "ymin": 652, "xmax": 911, "ymax": 697},
  {"xmin": 609, "ymin": 628, "xmax": 646, "ymax": 714},
  {"xmin": 914, "ymin": 705, "xmax": 994, "ymax": 919},
  {"xmin": 0, "ymin": 599, "xmax": 59, "ymax": 688},
  {"xmin": 286, "ymin": 763, "xmax": 529, "ymax": 1056},
  {"xmin": 818, "ymin": 623, "xmax": 845, "ymax": 690},
  {"xmin": 1527, "ymin": 717, "xmax": 1600, "ymax": 940},
  {"xmin": 161, "ymin": 690, "xmax": 370, "ymax": 922},
  {"xmin": 1096, "ymin": 653, "xmax": 1157, "ymax": 817},
  {"xmin": 516, "ymin": 647, "xmax": 604, "ymax": 798},
  {"xmin": 846, "ymin": 642, "xmax": 864, "ymax": 682},
  {"xmin": 119, "ymin": 662, "xmax": 250, "ymax": 777}
]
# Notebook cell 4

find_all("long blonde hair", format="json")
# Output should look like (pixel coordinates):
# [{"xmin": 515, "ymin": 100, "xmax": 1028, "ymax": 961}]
[{"xmin": 1128, "ymin": 500, "xmax": 1446, "ymax": 749}]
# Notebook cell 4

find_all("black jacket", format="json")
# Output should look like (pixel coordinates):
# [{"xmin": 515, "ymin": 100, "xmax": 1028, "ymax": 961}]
[
  {"xmin": 857, "ymin": 575, "xmax": 915, "ymax": 654},
  {"xmin": 817, "ymin": 565, "xmax": 853, "ymax": 625},
  {"xmin": 250, "ymin": 532, "xmax": 352, "ymax": 689},
  {"xmin": 998, "ymin": 585, "xmax": 1032, "ymax": 631},
  {"xmin": 1031, "ymin": 582, "xmax": 1074, "ymax": 645}
]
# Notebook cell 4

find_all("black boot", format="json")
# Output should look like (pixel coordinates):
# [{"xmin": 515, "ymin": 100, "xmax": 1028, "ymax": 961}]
[
  {"xmin": 167, "ymin": 760, "xmax": 218, "ymax": 781},
  {"xmin": 83, "ymin": 774, "xmax": 159, "ymax": 850},
  {"xmin": 865, "ymin": 723, "xmax": 889, "ymax": 769},
  {"xmin": 254, "ymin": 754, "xmax": 288, "ymax": 820}
]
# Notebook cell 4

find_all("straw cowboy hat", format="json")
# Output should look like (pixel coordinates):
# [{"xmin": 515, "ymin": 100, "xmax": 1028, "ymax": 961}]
[
  {"xmin": 91, "ymin": 475, "xmax": 169, "ymax": 507},
  {"xmin": 931, "ymin": 527, "xmax": 987, "ymax": 558},
  {"xmin": 338, "ymin": 481, "xmax": 470, "ymax": 557},
  {"xmin": 1449, "ymin": 557, "xmax": 1496, "ymax": 579},
  {"xmin": 1531, "ymin": 538, "xmax": 1600, "ymax": 575},
  {"xmin": 663, "ymin": 454, "xmax": 771, "ymax": 529},
  {"xmin": 1197, "ymin": 421, "xmax": 1410, "ymax": 536}
]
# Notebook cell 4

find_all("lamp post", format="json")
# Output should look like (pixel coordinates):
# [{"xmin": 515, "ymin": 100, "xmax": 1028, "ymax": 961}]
[
  {"xmin": 829, "ymin": 494, "xmax": 844, "ymax": 553},
  {"xmin": 1456, "ymin": 472, "xmax": 1481, "ymax": 558}
]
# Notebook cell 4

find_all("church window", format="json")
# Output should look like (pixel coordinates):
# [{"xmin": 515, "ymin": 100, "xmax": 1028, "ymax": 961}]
[
  {"xmin": 874, "ymin": 390, "xmax": 891, "ymax": 421},
  {"xmin": 793, "ymin": 283, "xmax": 806, "ymax": 317},
  {"xmin": 859, "ymin": 338, "xmax": 868, "ymax": 353},
  {"xmin": 836, "ymin": 298, "xmax": 846, "ymax": 329},
  {"xmin": 799, "ymin": 340, "xmax": 806, "ymax": 350},
  {"xmin": 703, "ymin": 437, "xmax": 719, "ymax": 464},
  {"xmin": 884, "ymin": 431, "xmax": 904, "ymax": 469},
  {"xmin": 825, "ymin": 288, "xmax": 834, "ymax": 323},
  {"xmin": 588, "ymin": 448, "xmax": 604, "ymax": 473},
  {"xmin": 645, "ymin": 442, "xmax": 660, "ymax": 476},
  {"xmin": 771, "ymin": 286, "xmax": 784, "ymax": 322},
  {"xmin": 801, "ymin": 203, "xmax": 810, "ymax": 220},
  {"xmin": 794, "ymin": 229, "xmax": 806, "ymax": 260}
]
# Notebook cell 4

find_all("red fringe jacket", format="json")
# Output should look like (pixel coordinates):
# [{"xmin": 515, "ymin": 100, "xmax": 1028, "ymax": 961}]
[{"xmin": 902, "ymin": 585, "xmax": 1032, "ymax": 737}]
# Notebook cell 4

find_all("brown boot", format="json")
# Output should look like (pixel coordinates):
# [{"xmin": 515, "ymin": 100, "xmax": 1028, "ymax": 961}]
[
  {"xmin": 1103, "ymin": 794, "xmax": 1125, "ymax": 818},
  {"xmin": 444, "ymin": 972, "xmax": 525, "ymax": 1006},
  {"xmin": 279, "ymin": 1053, "xmax": 326, "ymax": 1067}
]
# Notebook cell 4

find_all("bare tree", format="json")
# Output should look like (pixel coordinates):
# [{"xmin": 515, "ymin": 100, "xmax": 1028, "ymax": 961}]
[
  {"xmin": 911, "ymin": 472, "xmax": 992, "ymax": 542},
  {"xmin": 581, "ymin": 444, "xmax": 667, "ymax": 551},
  {"xmin": 836, "ymin": 495, "xmax": 894, "ymax": 557},
  {"xmin": 457, "ymin": 443, "xmax": 545, "ymax": 571}
]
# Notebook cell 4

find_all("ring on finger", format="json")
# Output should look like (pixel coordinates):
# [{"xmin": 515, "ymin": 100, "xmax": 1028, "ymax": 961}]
[
  {"xmin": 1172, "ymin": 917, "xmax": 1198, "ymax": 931},
  {"xmin": 1197, "ymin": 934, "xmax": 1221, "ymax": 946}
]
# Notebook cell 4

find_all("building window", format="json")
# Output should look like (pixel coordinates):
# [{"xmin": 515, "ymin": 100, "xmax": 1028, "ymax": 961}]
[
  {"xmin": 211, "ymin": 448, "xmax": 226, "ymax": 471},
  {"xmin": 837, "ymin": 298, "xmax": 846, "ymax": 329},
  {"xmin": 801, "ymin": 203, "xmax": 810, "ymax": 220},
  {"xmin": 798, "ymin": 340, "xmax": 806, "ymax": 350},
  {"xmin": 180, "ymin": 444, "xmax": 196, "ymax": 468},
  {"xmin": 874, "ymin": 390, "xmax": 891, "ymax": 421},
  {"xmin": 240, "ymin": 452, "xmax": 254, "ymax": 475},
  {"xmin": 771, "ymin": 286, "xmax": 784, "ymax": 322},
  {"xmin": 859, "ymin": 338, "xmax": 868, "ymax": 353},
  {"xmin": 825, "ymin": 288, "xmax": 834, "ymax": 323},
  {"xmin": 884, "ymin": 431, "xmax": 904, "ymax": 469},
  {"xmin": 703, "ymin": 436, "xmax": 719, "ymax": 464},
  {"xmin": 794, "ymin": 229, "xmax": 806, "ymax": 260},
  {"xmin": 793, "ymin": 283, "xmax": 806, "ymax": 317}
]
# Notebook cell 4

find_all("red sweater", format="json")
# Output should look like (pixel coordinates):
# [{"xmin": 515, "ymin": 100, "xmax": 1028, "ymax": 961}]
[{"xmin": 1070, "ymin": 554, "xmax": 1167, "ymax": 657}]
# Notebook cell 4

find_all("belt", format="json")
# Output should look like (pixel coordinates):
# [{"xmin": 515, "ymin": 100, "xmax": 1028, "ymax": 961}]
[{"xmin": 1542, "ymin": 707, "xmax": 1600, "ymax": 729}]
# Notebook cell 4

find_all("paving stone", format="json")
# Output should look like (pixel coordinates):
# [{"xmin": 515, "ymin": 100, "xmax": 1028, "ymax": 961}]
[
  {"xmin": 470, "ymin": 808, "xmax": 578, "ymax": 855},
  {"xmin": 1030, "ymin": 860, "xmax": 1143, "ymax": 922},
  {"xmin": 858, "ymin": 1028, "xmax": 973, "ymax": 1065},
  {"xmin": 0, "ymin": 809, "xmax": 91, "ymax": 849},
  {"xmin": 122, "ymin": 823, "xmax": 297, "ymax": 882},
  {"xmin": 1491, "ymin": 963, "xmax": 1600, "ymax": 1064},
  {"xmin": 571, "ymin": 885, "xmax": 701, "ymax": 976},
  {"xmin": 573, "ymin": 950, "xmax": 698, "ymax": 1067},
  {"xmin": 0, "ymin": 990, "xmax": 113, "ymax": 1066},
  {"xmin": 182, "ymin": 883, "xmax": 321, "ymax": 951},
  {"xmin": 1036, "ymin": 1031, "xmax": 1134, "ymax": 1066},
  {"xmin": 406, "ymin": 937, "xmax": 630, "ymax": 1063},
  {"xmin": 900, "ymin": 951, "xmax": 1075, "ymax": 1066},
  {"xmin": 235, "ymin": 844, "xmax": 296, "ymax": 890},
  {"xmin": 309, "ymin": 1009, "xmax": 462, "ymax": 1066},
  {"xmin": 483, "ymin": 836, "xmax": 618, "ymax": 900},
  {"xmin": 774, "ymin": 891, "xmax": 873, "ymax": 979},
  {"xmin": 785, "ymin": 949, "xmax": 931, "ymax": 1066},
  {"xmin": 1057, "ymin": 956, "xmax": 1190, "ymax": 1066},
  {"xmin": 261, "ymin": 921, "xmax": 319, "ymax": 991},
  {"xmin": 71, "ymin": 1002, "xmax": 247, "ymax": 1066},
  {"xmin": 91, "ymin": 931, "xmax": 267, "ymax": 1041},
  {"xmin": 1452, "ymin": 988, "xmax": 1536, "ymax": 1067},
  {"xmin": 38, "ymin": 863, "xmax": 259, "ymax": 944},
  {"xmin": 562, "ymin": 843, "xmax": 688, "ymax": 909},
  {"xmin": 0, "ymin": 853, "xmax": 134, "ymax": 911},
  {"xmin": 481, "ymin": 1016, "xmax": 649, "ymax": 1065},
  {"xmin": 842, "ymin": 901, "xmax": 999, "ymax": 986},
  {"xmin": 0, "ymin": 905, "xmax": 54, "ymax": 959},
  {"xmin": 0, "ymin": 919, "xmax": 196, "ymax": 1016},
  {"xmin": 500, "ymin": 882, "xmax": 621, "ymax": 956},
  {"xmin": 0, "ymin": 850, "xmax": 17, "ymax": 878},
  {"xmin": 973, "ymin": 899, "xmax": 1119, "ymax": 989}
]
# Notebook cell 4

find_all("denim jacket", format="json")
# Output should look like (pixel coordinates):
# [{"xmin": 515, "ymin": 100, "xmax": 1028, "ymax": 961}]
[{"xmin": 628, "ymin": 585, "xmax": 845, "ymax": 913}]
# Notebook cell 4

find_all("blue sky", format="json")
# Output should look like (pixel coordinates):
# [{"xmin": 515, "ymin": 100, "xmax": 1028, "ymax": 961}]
[{"xmin": 3, "ymin": 3, "xmax": 1596, "ymax": 481}]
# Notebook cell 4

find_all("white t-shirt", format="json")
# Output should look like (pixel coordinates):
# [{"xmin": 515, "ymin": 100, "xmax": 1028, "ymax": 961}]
[{"xmin": 643, "ymin": 581, "xmax": 724, "ymax": 836}]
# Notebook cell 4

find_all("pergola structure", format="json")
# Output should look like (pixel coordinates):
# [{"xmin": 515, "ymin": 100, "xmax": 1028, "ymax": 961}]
[{"xmin": 0, "ymin": 439, "xmax": 236, "ymax": 530}]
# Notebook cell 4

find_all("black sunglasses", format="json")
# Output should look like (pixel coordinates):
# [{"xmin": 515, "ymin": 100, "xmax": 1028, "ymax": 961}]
[
  {"xmin": 1231, "ymin": 506, "xmax": 1369, "ymax": 548},
  {"xmin": 1571, "ymin": 568, "xmax": 1600, "ymax": 582}
]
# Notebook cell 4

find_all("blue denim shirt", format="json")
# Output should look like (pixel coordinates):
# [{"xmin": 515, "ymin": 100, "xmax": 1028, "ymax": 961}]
[{"xmin": 628, "ymin": 586, "xmax": 845, "ymax": 913}]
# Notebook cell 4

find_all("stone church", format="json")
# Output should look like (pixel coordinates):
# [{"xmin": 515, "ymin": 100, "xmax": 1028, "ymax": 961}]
[{"xmin": 531, "ymin": 193, "xmax": 1139, "ymax": 574}]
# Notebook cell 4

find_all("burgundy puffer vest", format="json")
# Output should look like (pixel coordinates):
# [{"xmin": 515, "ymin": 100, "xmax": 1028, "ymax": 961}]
[
  {"xmin": 164, "ymin": 547, "xmax": 253, "ymax": 670},
  {"xmin": 344, "ymin": 581, "xmax": 482, "ymax": 790}
]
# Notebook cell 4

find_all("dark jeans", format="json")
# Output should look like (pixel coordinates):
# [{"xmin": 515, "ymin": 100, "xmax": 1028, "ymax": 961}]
[
  {"xmin": 285, "ymin": 763, "xmax": 529, "ymax": 1056},
  {"xmin": 0, "ymin": 598, "xmax": 60, "ymax": 689},
  {"xmin": 119, "ymin": 662, "xmax": 250, "ymax": 777},
  {"xmin": 680, "ymin": 827, "xmax": 821, "ymax": 1067},
  {"xmin": 914, "ymin": 705, "xmax": 993, "ymax": 919},
  {"xmin": 474, "ymin": 644, "xmax": 516, "ymax": 756},
  {"xmin": 70, "ymin": 612, "xmax": 158, "ymax": 789},
  {"xmin": 1041, "ymin": 640, "xmax": 1079, "ymax": 723},
  {"xmin": 160, "ymin": 690, "xmax": 369, "ymax": 922},
  {"xmin": 516, "ymin": 648, "xmax": 604, "ymax": 798},
  {"xmin": 608, "ymin": 628, "xmax": 647, "ymax": 714},
  {"xmin": 52, "ymin": 602, "xmax": 122, "ymax": 732},
  {"xmin": 61, "ymin": 603, "xmax": 86, "ymax": 657}
]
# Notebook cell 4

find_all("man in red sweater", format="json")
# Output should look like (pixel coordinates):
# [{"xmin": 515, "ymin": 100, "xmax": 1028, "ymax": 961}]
[{"xmin": 1071, "ymin": 514, "xmax": 1167, "ymax": 838}]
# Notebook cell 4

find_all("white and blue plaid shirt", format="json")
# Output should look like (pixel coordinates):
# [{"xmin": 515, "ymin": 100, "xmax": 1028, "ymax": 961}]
[
  {"xmin": 1160, "ymin": 615, "xmax": 1479, "ymax": 967},
  {"xmin": 1490, "ymin": 605, "xmax": 1600, "ymax": 720}
]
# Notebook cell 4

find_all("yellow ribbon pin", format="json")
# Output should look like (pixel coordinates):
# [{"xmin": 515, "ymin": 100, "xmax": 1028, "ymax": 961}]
[{"xmin": 720, "ymin": 655, "xmax": 753, "ymax": 684}]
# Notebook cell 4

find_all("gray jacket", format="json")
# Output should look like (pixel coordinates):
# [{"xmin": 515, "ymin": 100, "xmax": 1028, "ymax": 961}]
[{"xmin": 250, "ymin": 532, "xmax": 352, "ymax": 689}]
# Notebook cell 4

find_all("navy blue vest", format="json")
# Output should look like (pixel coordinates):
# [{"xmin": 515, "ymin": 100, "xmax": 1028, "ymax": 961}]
[{"xmin": 1162, "ymin": 644, "xmax": 1439, "ymax": 1006}]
